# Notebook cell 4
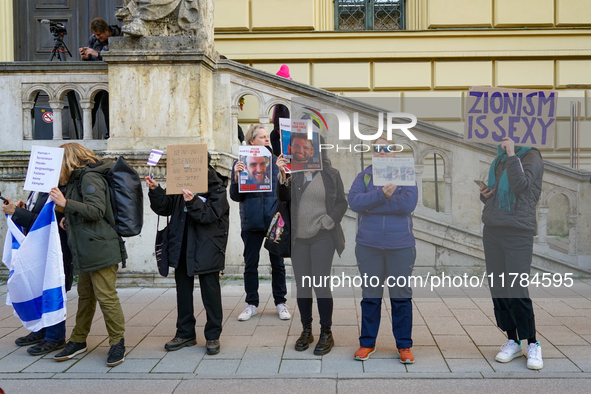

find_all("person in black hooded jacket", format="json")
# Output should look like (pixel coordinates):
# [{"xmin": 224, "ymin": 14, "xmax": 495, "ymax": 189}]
[{"xmin": 146, "ymin": 153, "xmax": 230, "ymax": 356}]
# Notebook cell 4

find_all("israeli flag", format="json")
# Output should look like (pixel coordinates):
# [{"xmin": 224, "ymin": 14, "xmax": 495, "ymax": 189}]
[{"xmin": 2, "ymin": 199, "xmax": 67, "ymax": 331}]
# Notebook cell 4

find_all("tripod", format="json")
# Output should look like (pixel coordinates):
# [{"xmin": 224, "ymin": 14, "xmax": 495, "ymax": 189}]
[
  {"xmin": 45, "ymin": 32, "xmax": 82, "ymax": 139},
  {"xmin": 48, "ymin": 32, "xmax": 72, "ymax": 61}
]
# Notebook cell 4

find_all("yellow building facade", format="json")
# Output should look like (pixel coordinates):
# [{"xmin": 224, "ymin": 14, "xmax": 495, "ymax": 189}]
[
  {"xmin": 1, "ymin": 0, "xmax": 590, "ymax": 167},
  {"xmin": 214, "ymin": 0, "xmax": 591, "ymax": 168}
]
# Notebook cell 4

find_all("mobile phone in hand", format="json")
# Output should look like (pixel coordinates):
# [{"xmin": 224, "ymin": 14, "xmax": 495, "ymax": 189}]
[{"xmin": 474, "ymin": 180, "xmax": 488, "ymax": 189}]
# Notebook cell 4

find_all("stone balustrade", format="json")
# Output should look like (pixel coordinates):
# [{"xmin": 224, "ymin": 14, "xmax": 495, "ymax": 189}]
[
  {"xmin": 0, "ymin": 62, "xmax": 108, "ymax": 151},
  {"xmin": 216, "ymin": 60, "xmax": 591, "ymax": 274},
  {"xmin": 0, "ymin": 59, "xmax": 590, "ymax": 282}
]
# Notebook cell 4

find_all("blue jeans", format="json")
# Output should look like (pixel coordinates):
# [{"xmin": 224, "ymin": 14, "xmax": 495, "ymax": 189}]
[
  {"xmin": 32, "ymin": 321, "xmax": 66, "ymax": 342},
  {"xmin": 356, "ymin": 244, "xmax": 415, "ymax": 349},
  {"xmin": 241, "ymin": 230, "xmax": 287, "ymax": 307}
]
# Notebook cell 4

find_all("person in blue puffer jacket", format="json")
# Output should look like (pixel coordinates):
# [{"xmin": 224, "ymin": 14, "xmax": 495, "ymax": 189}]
[
  {"xmin": 230, "ymin": 125, "xmax": 291, "ymax": 322},
  {"xmin": 348, "ymin": 136, "xmax": 418, "ymax": 364}
]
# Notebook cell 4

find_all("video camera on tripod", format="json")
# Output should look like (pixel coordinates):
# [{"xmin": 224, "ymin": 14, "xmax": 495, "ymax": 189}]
[
  {"xmin": 41, "ymin": 19, "xmax": 72, "ymax": 61},
  {"xmin": 41, "ymin": 19, "xmax": 67, "ymax": 36}
]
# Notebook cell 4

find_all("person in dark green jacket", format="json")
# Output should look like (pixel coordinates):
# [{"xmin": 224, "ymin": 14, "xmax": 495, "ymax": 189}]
[{"xmin": 48, "ymin": 143, "xmax": 126, "ymax": 367}]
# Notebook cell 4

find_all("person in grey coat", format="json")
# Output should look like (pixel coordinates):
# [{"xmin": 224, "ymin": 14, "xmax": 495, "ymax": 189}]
[{"xmin": 480, "ymin": 137, "xmax": 544, "ymax": 370}]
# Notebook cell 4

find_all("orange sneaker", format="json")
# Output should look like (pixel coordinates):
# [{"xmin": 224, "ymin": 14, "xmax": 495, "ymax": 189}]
[
  {"xmin": 398, "ymin": 348, "xmax": 415, "ymax": 364},
  {"xmin": 354, "ymin": 346, "xmax": 376, "ymax": 361}
]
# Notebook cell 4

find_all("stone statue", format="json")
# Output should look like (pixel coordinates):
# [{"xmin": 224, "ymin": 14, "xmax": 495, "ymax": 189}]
[{"xmin": 117, "ymin": 0, "xmax": 200, "ymax": 37}]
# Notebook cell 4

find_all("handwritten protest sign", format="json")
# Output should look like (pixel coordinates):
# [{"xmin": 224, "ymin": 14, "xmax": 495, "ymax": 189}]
[
  {"xmin": 464, "ymin": 87, "xmax": 556, "ymax": 148},
  {"xmin": 166, "ymin": 144, "xmax": 207, "ymax": 195},
  {"xmin": 23, "ymin": 146, "xmax": 64, "ymax": 193}
]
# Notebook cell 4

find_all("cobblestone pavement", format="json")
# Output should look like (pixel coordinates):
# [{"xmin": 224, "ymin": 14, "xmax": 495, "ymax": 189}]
[{"xmin": 1, "ymin": 279, "xmax": 591, "ymax": 393}]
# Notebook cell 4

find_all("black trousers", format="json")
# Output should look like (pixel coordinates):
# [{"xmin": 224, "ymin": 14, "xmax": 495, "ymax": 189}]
[
  {"xmin": 292, "ymin": 230, "xmax": 335, "ymax": 327},
  {"xmin": 483, "ymin": 225, "xmax": 536, "ymax": 340},
  {"xmin": 241, "ymin": 230, "xmax": 287, "ymax": 307},
  {"xmin": 175, "ymin": 254, "xmax": 223, "ymax": 341}
]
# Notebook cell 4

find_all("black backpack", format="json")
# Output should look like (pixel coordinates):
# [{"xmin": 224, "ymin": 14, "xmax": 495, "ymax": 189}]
[
  {"xmin": 105, "ymin": 157, "xmax": 144, "ymax": 237},
  {"xmin": 79, "ymin": 156, "xmax": 144, "ymax": 237}
]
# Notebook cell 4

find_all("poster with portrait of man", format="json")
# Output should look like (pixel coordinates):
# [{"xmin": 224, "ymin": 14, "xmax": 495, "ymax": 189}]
[
  {"xmin": 238, "ymin": 145, "xmax": 272, "ymax": 193},
  {"xmin": 372, "ymin": 157, "xmax": 416, "ymax": 187},
  {"xmin": 288, "ymin": 127, "xmax": 322, "ymax": 173}
]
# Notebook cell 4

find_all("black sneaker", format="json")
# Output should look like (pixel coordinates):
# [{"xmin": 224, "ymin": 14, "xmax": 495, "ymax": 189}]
[
  {"xmin": 164, "ymin": 336, "xmax": 197, "ymax": 351},
  {"xmin": 15, "ymin": 331, "xmax": 45, "ymax": 347},
  {"xmin": 27, "ymin": 339, "xmax": 65, "ymax": 356},
  {"xmin": 106, "ymin": 339, "xmax": 125, "ymax": 367},
  {"xmin": 206, "ymin": 339, "xmax": 220, "ymax": 355},
  {"xmin": 54, "ymin": 341, "xmax": 87, "ymax": 361}
]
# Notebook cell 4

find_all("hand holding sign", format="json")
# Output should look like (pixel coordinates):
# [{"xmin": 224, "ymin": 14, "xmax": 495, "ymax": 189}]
[
  {"xmin": 233, "ymin": 161, "xmax": 245, "ymax": 182},
  {"xmin": 500, "ymin": 137, "xmax": 515, "ymax": 157},
  {"xmin": 182, "ymin": 189, "xmax": 195, "ymax": 202},
  {"xmin": 48, "ymin": 187, "xmax": 66, "ymax": 208}
]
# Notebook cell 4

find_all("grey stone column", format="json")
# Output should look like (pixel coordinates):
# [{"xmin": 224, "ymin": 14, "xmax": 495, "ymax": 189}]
[
  {"xmin": 444, "ymin": 174, "xmax": 452, "ymax": 214},
  {"xmin": 49, "ymin": 100, "xmax": 64, "ymax": 140},
  {"xmin": 22, "ymin": 101, "xmax": 35, "ymax": 140},
  {"xmin": 259, "ymin": 115, "xmax": 271, "ymax": 134},
  {"xmin": 79, "ymin": 99, "xmax": 94, "ymax": 140},
  {"xmin": 568, "ymin": 215, "xmax": 578, "ymax": 256},
  {"xmin": 415, "ymin": 164, "xmax": 424, "ymax": 206},
  {"xmin": 231, "ymin": 105, "xmax": 239, "ymax": 144}
]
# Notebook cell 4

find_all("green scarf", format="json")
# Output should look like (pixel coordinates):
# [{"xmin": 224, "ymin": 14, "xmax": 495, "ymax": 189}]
[{"xmin": 487, "ymin": 145, "xmax": 531, "ymax": 211}]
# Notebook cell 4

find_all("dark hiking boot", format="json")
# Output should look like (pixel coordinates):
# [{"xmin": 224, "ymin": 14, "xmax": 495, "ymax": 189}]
[
  {"xmin": 295, "ymin": 324, "xmax": 314, "ymax": 351},
  {"xmin": 313, "ymin": 326, "xmax": 334, "ymax": 356}
]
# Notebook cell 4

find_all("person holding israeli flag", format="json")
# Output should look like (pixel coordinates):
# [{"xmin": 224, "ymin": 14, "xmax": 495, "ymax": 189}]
[{"xmin": 2, "ymin": 194, "xmax": 68, "ymax": 356}]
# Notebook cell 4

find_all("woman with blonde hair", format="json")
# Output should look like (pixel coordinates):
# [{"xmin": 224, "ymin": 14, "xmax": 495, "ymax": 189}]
[
  {"xmin": 48, "ymin": 143, "xmax": 127, "ymax": 367},
  {"xmin": 348, "ymin": 136, "xmax": 418, "ymax": 363},
  {"xmin": 230, "ymin": 125, "xmax": 291, "ymax": 321}
]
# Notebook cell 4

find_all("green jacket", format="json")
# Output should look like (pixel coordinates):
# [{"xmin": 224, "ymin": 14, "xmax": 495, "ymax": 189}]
[{"xmin": 63, "ymin": 160, "xmax": 127, "ymax": 274}]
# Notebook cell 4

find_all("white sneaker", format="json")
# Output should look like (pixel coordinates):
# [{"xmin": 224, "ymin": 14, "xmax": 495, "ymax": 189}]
[
  {"xmin": 495, "ymin": 340, "xmax": 523, "ymax": 363},
  {"xmin": 238, "ymin": 305, "xmax": 258, "ymax": 321},
  {"xmin": 276, "ymin": 303, "xmax": 291, "ymax": 320},
  {"xmin": 526, "ymin": 342, "xmax": 543, "ymax": 370}
]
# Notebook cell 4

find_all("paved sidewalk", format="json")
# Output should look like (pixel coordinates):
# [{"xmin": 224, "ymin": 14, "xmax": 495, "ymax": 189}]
[{"xmin": 1, "ymin": 279, "xmax": 591, "ymax": 393}]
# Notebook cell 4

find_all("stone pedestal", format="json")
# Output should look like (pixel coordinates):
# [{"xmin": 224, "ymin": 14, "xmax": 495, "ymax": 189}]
[{"xmin": 103, "ymin": 36, "xmax": 216, "ymax": 151}]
